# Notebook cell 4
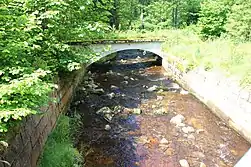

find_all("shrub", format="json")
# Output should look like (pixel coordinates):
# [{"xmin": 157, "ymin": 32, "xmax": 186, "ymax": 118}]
[{"xmin": 38, "ymin": 115, "xmax": 82, "ymax": 167}]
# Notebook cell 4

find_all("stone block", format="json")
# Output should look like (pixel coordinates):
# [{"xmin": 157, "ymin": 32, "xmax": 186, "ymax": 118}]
[
  {"xmin": 20, "ymin": 142, "xmax": 32, "ymax": 165},
  {"xmin": 11, "ymin": 160, "xmax": 22, "ymax": 167},
  {"xmin": 5, "ymin": 133, "xmax": 23, "ymax": 161},
  {"xmin": 50, "ymin": 110, "xmax": 58, "ymax": 129},
  {"xmin": 31, "ymin": 138, "xmax": 43, "ymax": 167}
]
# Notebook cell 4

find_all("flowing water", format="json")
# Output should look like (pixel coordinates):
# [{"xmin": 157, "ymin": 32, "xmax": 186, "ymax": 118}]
[{"xmin": 69, "ymin": 50, "xmax": 250, "ymax": 167}]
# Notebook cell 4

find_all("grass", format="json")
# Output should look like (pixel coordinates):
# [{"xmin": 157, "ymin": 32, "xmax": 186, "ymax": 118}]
[
  {"xmin": 38, "ymin": 115, "xmax": 82, "ymax": 167},
  {"xmin": 161, "ymin": 29, "xmax": 251, "ymax": 88}
]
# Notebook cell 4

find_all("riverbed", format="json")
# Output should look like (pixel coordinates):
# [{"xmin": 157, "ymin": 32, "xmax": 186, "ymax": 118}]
[{"xmin": 69, "ymin": 50, "xmax": 250, "ymax": 167}]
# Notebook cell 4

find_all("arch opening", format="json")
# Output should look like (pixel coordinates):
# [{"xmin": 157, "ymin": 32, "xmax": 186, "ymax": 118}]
[
  {"xmin": 89, "ymin": 49, "xmax": 163, "ymax": 71},
  {"xmin": 91, "ymin": 49, "xmax": 162, "ymax": 67}
]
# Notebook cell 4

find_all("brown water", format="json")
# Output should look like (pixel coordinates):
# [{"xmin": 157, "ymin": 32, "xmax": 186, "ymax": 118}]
[{"xmin": 69, "ymin": 50, "xmax": 250, "ymax": 167}]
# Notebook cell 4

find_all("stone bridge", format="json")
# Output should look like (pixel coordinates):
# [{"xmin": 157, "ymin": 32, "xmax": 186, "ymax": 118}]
[{"xmin": 71, "ymin": 40, "xmax": 166, "ymax": 64}]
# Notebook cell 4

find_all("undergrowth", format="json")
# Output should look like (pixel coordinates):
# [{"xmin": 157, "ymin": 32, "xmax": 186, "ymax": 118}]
[
  {"xmin": 38, "ymin": 115, "xmax": 82, "ymax": 167},
  {"xmin": 161, "ymin": 29, "xmax": 251, "ymax": 88}
]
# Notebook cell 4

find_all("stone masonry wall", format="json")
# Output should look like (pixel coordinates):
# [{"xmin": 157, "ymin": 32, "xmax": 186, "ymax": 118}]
[
  {"xmin": 0, "ymin": 67, "xmax": 86, "ymax": 167},
  {"xmin": 162, "ymin": 56, "xmax": 251, "ymax": 143}
]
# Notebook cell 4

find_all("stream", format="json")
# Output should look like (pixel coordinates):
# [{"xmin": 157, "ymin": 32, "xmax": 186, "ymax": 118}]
[{"xmin": 69, "ymin": 50, "xmax": 250, "ymax": 167}]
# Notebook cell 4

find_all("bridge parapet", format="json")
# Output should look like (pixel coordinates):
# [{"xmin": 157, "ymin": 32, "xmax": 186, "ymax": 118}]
[{"xmin": 68, "ymin": 39, "xmax": 165, "ymax": 45}]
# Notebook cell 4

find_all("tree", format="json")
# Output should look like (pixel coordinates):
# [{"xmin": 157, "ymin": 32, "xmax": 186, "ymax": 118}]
[
  {"xmin": 225, "ymin": 0, "xmax": 251, "ymax": 41},
  {"xmin": 0, "ymin": 0, "xmax": 111, "ymax": 133},
  {"xmin": 198, "ymin": 0, "xmax": 234, "ymax": 38}
]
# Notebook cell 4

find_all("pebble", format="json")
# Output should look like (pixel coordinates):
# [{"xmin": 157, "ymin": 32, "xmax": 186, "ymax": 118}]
[
  {"xmin": 170, "ymin": 83, "xmax": 180, "ymax": 89},
  {"xmin": 106, "ymin": 70, "xmax": 114, "ymax": 74},
  {"xmin": 165, "ymin": 148, "xmax": 175, "ymax": 156},
  {"xmin": 111, "ymin": 85, "xmax": 119, "ymax": 90},
  {"xmin": 157, "ymin": 96, "xmax": 164, "ymax": 100},
  {"xmin": 196, "ymin": 129, "xmax": 205, "ymax": 134},
  {"xmin": 124, "ymin": 76, "xmax": 129, "ymax": 80},
  {"xmin": 170, "ymin": 114, "xmax": 185, "ymax": 125},
  {"xmin": 96, "ymin": 107, "xmax": 112, "ymax": 114},
  {"xmin": 104, "ymin": 114, "xmax": 113, "ymax": 121},
  {"xmin": 179, "ymin": 159, "xmax": 190, "ymax": 167},
  {"xmin": 180, "ymin": 89, "xmax": 189, "ymax": 95},
  {"xmin": 176, "ymin": 123, "xmax": 186, "ymax": 127},
  {"xmin": 192, "ymin": 151, "xmax": 205, "ymax": 158},
  {"xmin": 147, "ymin": 85, "xmax": 158, "ymax": 92},
  {"xmin": 107, "ymin": 92, "xmax": 115, "ymax": 99},
  {"xmin": 93, "ymin": 88, "xmax": 105, "ymax": 94},
  {"xmin": 160, "ymin": 138, "xmax": 169, "ymax": 144},
  {"xmin": 200, "ymin": 162, "xmax": 207, "ymax": 167},
  {"xmin": 153, "ymin": 108, "xmax": 166, "ymax": 115},
  {"xmin": 133, "ymin": 108, "xmax": 142, "ymax": 115},
  {"xmin": 121, "ymin": 81, "xmax": 128, "ymax": 84},
  {"xmin": 105, "ymin": 124, "xmax": 111, "ymax": 131},
  {"xmin": 182, "ymin": 126, "xmax": 195, "ymax": 134},
  {"xmin": 120, "ymin": 59, "xmax": 126, "ymax": 63},
  {"xmin": 187, "ymin": 134, "xmax": 195, "ymax": 140},
  {"xmin": 157, "ymin": 89, "xmax": 164, "ymax": 93}
]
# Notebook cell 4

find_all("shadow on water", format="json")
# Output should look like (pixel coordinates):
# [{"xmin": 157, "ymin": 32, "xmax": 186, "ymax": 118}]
[
  {"xmin": 70, "ymin": 50, "xmax": 164, "ymax": 167},
  {"xmin": 69, "ymin": 50, "xmax": 250, "ymax": 167}
]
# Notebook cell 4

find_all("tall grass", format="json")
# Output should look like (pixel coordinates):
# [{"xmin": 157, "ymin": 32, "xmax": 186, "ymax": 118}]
[
  {"xmin": 161, "ymin": 29, "xmax": 251, "ymax": 87},
  {"xmin": 38, "ymin": 115, "xmax": 82, "ymax": 167}
]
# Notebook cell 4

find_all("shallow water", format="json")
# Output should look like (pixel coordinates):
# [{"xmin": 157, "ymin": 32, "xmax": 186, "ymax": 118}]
[{"xmin": 70, "ymin": 50, "xmax": 250, "ymax": 167}]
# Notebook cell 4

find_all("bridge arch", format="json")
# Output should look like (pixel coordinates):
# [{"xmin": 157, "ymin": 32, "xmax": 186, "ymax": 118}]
[{"xmin": 89, "ymin": 41, "xmax": 165, "ymax": 64}]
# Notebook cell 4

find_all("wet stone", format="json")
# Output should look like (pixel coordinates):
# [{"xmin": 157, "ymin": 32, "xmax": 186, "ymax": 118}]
[
  {"xmin": 187, "ymin": 134, "xmax": 195, "ymax": 140},
  {"xmin": 179, "ymin": 159, "xmax": 190, "ymax": 167},
  {"xmin": 170, "ymin": 114, "xmax": 185, "ymax": 125},
  {"xmin": 105, "ymin": 124, "xmax": 111, "ymax": 131},
  {"xmin": 107, "ymin": 92, "xmax": 115, "ymax": 99},
  {"xmin": 96, "ymin": 107, "xmax": 112, "ymax": 114},
  {"xmin": 133, "ymin": 108, "xmax": 142, "ymax": 115},
  {"xmin": 180, "ymin": 89, "xmax": 189, "ymax": 95},
  {"xmin": 192, "ymin": 151, "xmax": 205, "ymax": 158},
  {"xmin": 92, "ymin": 88, "xmax": 105, "ymax": 94},
  {"xmin": 165, "ymin": 148, "xmax": 175, "ymax": 156},
  {"xmin": 200, "ymin": 162, "xmax": 207, "ymax": 167},
  {"xmin": 121, "ymin": 81, "xmax": 128, "ymax": 84},
  {"xmin": 110, "ymin": 85, "xmax": 119, "ymax": 90},
  {"xmin": 147, "ymin": 85, "xmax": 158, "ymax": 92},
  {"xmin": 182, "ymin": 126, "xmax": 195, "ymax": 134},
  {"xmin": 160, "ymin": 138, "xmax": 169, "ymax": 144},
  {"xmin": 153, "ymin": 108, "xmax": 167, "ymax": 115}
]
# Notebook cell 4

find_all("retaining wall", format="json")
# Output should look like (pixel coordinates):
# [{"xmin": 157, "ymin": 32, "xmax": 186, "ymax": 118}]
[
  {"xmin": 162, "ymin": 56, "xmax": 251, "ymax": 143},
  {"xmin": 0, "ymin": 67, "xmax": 86, "ymax": 167}
]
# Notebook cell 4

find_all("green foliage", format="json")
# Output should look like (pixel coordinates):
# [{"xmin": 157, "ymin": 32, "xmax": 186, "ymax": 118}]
[
  {"xmin": 162, "ymin": 29, "xmax": 251, "ymax": 87},
  {"xmin": 108, "ymin": 0, "xmax": 202, "ymax": 31},
  {"xmin": 143, "ymin": 0, "xmax": 172, "ymax": 30},
  {"xmin": 38, "ymin": 115, "xmax": 82, "ymax": 167},
  {"xmin": 225, "ymin": 0, "xmax": 251, "ymax": 41},
  {"xmin": 0, "ymin": 70, "xmax": 54, "ymax": 132},
  {"xmin": 198, "ymin": 0, "xmax": 233, "ymax": 38},
  {"xmin": 0, "ymin": 0, "xmax": 111, "ymax": 133}
]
